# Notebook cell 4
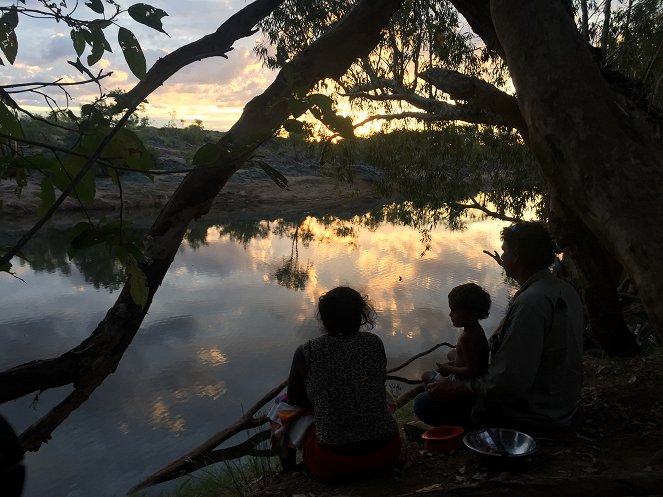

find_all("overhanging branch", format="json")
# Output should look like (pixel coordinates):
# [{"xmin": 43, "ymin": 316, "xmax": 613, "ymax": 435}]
[
  {"xmin": 346, "ymin": 72, "xmax": 526, "ymax": 131},
  {"xmin": 419, "ymin": 67, "xmax": 527, "ymax": 135}
]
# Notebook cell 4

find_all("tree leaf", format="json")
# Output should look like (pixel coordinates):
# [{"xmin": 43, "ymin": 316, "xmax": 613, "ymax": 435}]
[
  {"xmin": 192, "ymin": 143, "xmax": 222, "ymax": 167},
  {"xmin": 87, "ymin": 37, "xmax": 105, "ymax": 66},
  {"xmin": 37, "ymin": 177, "xmax": 55, "ymax": 216},
  {"xmin": 1, "ymin": 6, "xmax": 18, "ymax": 29},
  {"xmin": 66, "ymin": 222, "xmax": 95, "ymax": 259},
  {"xmin": 51, "ymin": 154, "xmax": 96, "ymax": 204},
  {"xmin": 128, "ymin": 4, "xmax": 169, "ymax": 34},
  {"xmin": 288, "ymin": 97, "xmax": 309, "ymax": 118},
  {"xmin": 0, "ymin": 101, "xmax": 23, "ymax": 139},
  {"xmin": 68, "ymin": 57, "xmax": 93, "ymax": 77},
  {"xmin": 257, "ymin": 161, "xmax": 289, "ymax": 189},
  {"xmin": 70, "ymin": 29, "xmax": 86, "ymax": 57},
  {"xmin": 85, "ymin": 0, "xmax": 105, "ymax": 14},
  {"xmin": 307, "ymin": 93, "xmax": 335, "ymax": 114},
  {"xmin": 282, "ymin": 118, "xmax": 305, "ymax": 134},
  {"xmin": 323, "ymin": 114, "xmax": 355, "ymax": 139},
  {"xmin": 0, "ymin": 16, "xmax": 18, "ymax": 65},
  {"xmin": 107, "ymin": 128, "xmax": 154, "ymax": 172},
  {"xmin": 86, "ymin": 26, "xmax": 110, "ymax": 66},
  {"xmin": 118, "ymin": 27, "xmax": 146, "ymax": 80},
  {"xmin": 11, "ymin": 154, "xmax": 58, "ymax": 171}
]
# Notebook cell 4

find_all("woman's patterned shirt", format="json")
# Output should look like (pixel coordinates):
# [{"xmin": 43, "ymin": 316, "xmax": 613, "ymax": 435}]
[{"xmin": 303, "ymin": 331, "xmax": 398, "ymax": 446}]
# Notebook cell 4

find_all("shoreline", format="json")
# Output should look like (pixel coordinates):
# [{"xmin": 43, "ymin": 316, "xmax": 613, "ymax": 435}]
[{"xmin": 1, "ymin": 174, "xmax": 392, "ymax": 227}]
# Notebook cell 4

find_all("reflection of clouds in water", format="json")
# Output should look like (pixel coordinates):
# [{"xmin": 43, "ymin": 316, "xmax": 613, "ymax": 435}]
[
  {"xmin": 150, "ymin": 399, "xmax": 186, "ymax": 434},
  {"xmin": 1, "ymin": 213, "xmax": 516, "ymax": 497},
  {"xmin": 198, "ymin": 347, "xmax": 228, "ymax": 366},
  {"xmin": 196, "ymin": 382, "xmax": 227, "ymax": 400}
]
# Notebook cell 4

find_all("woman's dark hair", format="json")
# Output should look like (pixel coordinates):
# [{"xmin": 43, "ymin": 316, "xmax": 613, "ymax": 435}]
[
  {"xmin": 501, "ymin": 221, "xmax": 556, "ymax": 271},
  {"xmin": 318, "ymin": 286, "xmax": 376, "ymax": 336},
  {"xmin": 448, "ymin": 283, "xmax": 491, "ymax": 320}
]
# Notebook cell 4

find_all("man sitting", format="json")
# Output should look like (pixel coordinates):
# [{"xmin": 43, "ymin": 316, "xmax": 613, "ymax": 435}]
[{"xmin": 414, "ymin": 221, "xmax": 585, "ymax": 430}]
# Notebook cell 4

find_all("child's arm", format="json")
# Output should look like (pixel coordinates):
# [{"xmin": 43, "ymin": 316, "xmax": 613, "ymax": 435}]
[
  {"xmin": 446, "ymin": 348, "xmax": 457, "ymax": 363},
  {"xmin": 436, "ymin": 333, "xmax": 482, "ymax": 379},
  {"xmin": 436, "ymin": 361, "xmax": 473, "ymax": 379}
]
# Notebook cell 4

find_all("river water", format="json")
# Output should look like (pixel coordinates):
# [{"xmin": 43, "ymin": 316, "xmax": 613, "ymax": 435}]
[{"xmin": 0, "ymin": 205, "xmax": 514, "ymax": 497}]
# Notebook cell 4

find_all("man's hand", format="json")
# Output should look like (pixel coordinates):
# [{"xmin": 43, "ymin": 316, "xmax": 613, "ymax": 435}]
[{"xmin": 483, "ymin": 249, "xmax": 503, "ymax": 267}]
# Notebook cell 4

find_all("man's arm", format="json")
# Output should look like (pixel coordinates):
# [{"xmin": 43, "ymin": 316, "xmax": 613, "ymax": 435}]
[{"xmin": 469, "ymin": 302, "xmax": 546, "ymax": 405}]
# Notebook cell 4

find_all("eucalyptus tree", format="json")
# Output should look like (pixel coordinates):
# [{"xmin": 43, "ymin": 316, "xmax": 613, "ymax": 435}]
[{"xmin": 257, "ymin": 0, "xmax": 663, "ymax": 353}]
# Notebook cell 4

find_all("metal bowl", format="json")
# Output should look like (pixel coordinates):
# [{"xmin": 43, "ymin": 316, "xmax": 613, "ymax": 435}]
[{"xmin": 463, "ymin": 428, "xmax": 537, "ymax": 458}]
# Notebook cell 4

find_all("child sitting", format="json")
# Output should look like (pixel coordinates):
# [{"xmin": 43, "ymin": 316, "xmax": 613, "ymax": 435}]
[{"xmin": 422, "ymin": 283, "xmax": 491, "ymax": 384}]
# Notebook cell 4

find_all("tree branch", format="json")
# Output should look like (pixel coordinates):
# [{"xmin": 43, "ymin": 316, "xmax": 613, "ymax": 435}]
[
  {"xmin": 451, "ymin": 197, "xmax": 521, "ymax": 222},
  {"xmin": 1, "ymin": 0, "xmax": 404, "ymax": 453},
  {"xmin": 447, "ymin": 0, "xmax": 503, "ymax": 57},
  {"xmin": 387, "ymin": 342, "xmax": 454, "ymax": 374},
  {"xmin": 118, "ymin": 0, "xmax": 286, "ymax": 112},
  {"xmin": 419, "ymin": 67, "xmax": 527, "ymax": 135},
  {"xmin": 0, "ymin": 0, "xmax": 286, "ymax": 271},
  {"xmin": 129, "ymin": 380, "xmax": 287, "ymax": 493},
  {"xmin": 347, "ymin": 74, "xmax": 526, "ymax": 131}
]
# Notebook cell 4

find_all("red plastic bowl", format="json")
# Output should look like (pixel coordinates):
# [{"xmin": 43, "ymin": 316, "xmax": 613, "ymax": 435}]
[{"xmin": 421, "ymin": 425, "xmax": 465, "ymax": 452}]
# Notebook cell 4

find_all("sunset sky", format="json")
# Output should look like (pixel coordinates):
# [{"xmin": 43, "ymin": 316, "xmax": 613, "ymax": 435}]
[{"xmin": 2, "ymin": 1, "xmax": 279, "ymax": 131}]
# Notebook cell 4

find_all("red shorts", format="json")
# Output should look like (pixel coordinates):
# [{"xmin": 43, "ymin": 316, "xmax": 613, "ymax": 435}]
[{"xmin": 301, "ymin": 426, "xmax": 401, "ymax": 481}]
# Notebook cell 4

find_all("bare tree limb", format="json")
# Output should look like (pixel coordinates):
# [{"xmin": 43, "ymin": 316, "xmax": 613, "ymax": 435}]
[
  {"xmin": 353, "ymin": 112, "xmax": 446, "ymax": 128},
  {"xmin": 128, "ymin": 380, "xmax": 287, "ymax": 493},
  {"xmin": 419, "ymin": 67, "xmax": 527, "ymax": 135},
  {"xmin": 451, "ymin": 197, "xmax": 520, "ymax": 223},
  {"xmin": 347, "ymin": 73, "xmax": 525, "ymax": 131},
  {"xmin": 1, "ymin": 73, "xmax": 112, "ymax": 91},
  {"xmin": 448, "ymin": 0, "xmax": 502, "ymax": 57},
  {"xmin": 387, "ymin": 342, "xmax": 454, "ymax": 374}
]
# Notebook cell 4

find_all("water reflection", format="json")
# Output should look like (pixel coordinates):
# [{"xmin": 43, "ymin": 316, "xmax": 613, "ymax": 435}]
[
  {"xmin": 0, "ymin": 204, "xmax": 514, "ymax": 497},
  {"xmin": 5, "ymin": 202, "xmax": 500, "ymax": 293},
  {"xmin": 272, "ymin": 222, "xmax": 313, "ymax": 290}
]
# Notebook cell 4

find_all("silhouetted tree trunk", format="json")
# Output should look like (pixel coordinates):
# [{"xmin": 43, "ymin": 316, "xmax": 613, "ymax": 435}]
[
  {"xmin": 448, "ymin": 0, "xmax": 661, "ymax": 352},
  {"xmin": 549, "ymin": 199, "xmax": 640, "ymax": 355},
  {"xmin": 490, "ymin": 0, "xmax": 663, "ymax": 340}
]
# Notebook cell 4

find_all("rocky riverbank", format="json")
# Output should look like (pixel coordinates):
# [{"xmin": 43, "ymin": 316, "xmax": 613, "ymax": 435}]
[{"xmin": 0, "ymin": 136, "xmax": 393, "ymax": 224}]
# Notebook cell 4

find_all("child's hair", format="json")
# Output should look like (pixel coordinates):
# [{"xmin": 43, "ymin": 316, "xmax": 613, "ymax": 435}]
[
  {"xmin": 448, "ymin": 283, "xmax": 491, "ymax": 320},
  {"xmin": 318, "ymin": 286, "xmax": 376, "ymax": 336}
]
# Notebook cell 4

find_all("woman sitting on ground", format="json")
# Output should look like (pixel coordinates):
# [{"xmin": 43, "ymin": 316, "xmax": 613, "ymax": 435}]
[{"xmin": 287, "ymin": 286, "xmax": 401, "ymax": 481}]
